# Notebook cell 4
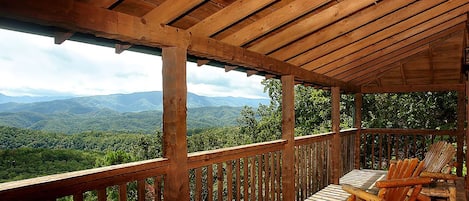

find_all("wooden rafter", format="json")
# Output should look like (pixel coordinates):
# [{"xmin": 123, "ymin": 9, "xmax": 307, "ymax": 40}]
[
  {"xmin": 302, "ymin": 0, "xmax": 468, "ymax": 71},
  {"xmin": 340, "ymin": 23, "xmax": 466, "ymax": 82},
  {"xmin": 400, "ymin": 63, "xmax": 407, "ymax": 85},
  {"xmin": 220, "ymin": 0, "xmax": 331, "ymax": 46},
  {"xmin": 323, "ymin": 18, "xmax": 467, "ymax": 77},
  {"xmin": 142, "ymin": 0, "xmax": 204, "ymax": 25},
  {"xmin": 270, "ymin": 0, "xmax": 416, "ymax": 61},
  {"xmin": 247, "ymin": 0, "xmax": 376, "ymax": 54},
  {"xmin": 187, "ymin": 0, "xmax": 275, "ymax": 37},
  {"xmin": 351, "ymin": 46, "xmax": 430, "ymax": 85},
  {"xmin": 295, "ymin": 0, "xmax": 445, "ymax": 68}
]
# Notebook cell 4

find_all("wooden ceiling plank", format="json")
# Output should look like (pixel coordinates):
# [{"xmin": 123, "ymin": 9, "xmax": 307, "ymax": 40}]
[
  {"xmin": 361, "ymin": 84, "xmax": 465, "ymax": 93},
  {"xmin": 301, "ymin": 0, "xmax": 468, "ymax": 71},
  {"xmin": 143, "ymin": 0, "xmax": 204, "ymax": 25},
  {"xmin": 331, "ymin": 17, "xmax": 467, "ymax": 80},
  {"xmin": 220, "ymin": 0, "xmax": 331, "ymax": 46},
  {"xmin": 269, "ymin": 0, "xmax": 417, "ymax": 61},
  {"xmin": 322, "ymin": 17, "xmax": 467, "ymax": 77},
  {"xmin": 247, "ymin": 0, "xmax": 376, "ymax": 54},
  {"xmin": 187, "ymin": 0, "xmax": 275, "ymax": 37},
  {"xmin": 350, "ymin": 46, "xmax": 431, "ymax": 84},
  {"xmin": 302, "ymin": 0, "xmax": 469, "ymax": 70},
  {"xmin": 291, "ymin": 0, "xmax": 444, "ymax": 67}
]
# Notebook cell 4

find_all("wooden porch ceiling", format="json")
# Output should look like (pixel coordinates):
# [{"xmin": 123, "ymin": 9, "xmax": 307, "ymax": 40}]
[{"xmin": 0, "ymin": 0, "xmax": 468, "ymax": 93}]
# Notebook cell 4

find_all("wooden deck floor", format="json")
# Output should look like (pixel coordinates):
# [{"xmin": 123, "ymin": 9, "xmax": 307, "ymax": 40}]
[{"xmin": 306, "ymin": 169, "xmax": 466, "ymax": 201}]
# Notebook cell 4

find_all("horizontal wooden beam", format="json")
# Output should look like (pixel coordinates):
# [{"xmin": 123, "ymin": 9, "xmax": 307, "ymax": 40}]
[
  {"xmin": 361, "ymin": 84, "xmax": 465, "ymax": 93},
  {"xmin": 0, "ymin": 0, "xmax": 359, "ymax": 92}
]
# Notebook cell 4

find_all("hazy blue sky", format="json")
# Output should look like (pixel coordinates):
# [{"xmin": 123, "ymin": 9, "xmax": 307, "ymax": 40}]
[{"xmin": 0, "ymin": 28, "xmax": 267, "ymax": 99}]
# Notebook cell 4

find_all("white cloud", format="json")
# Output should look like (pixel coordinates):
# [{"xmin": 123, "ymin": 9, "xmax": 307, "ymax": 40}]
[{"xmin": 0, "ymin": 28, "xmax": 267, "ymax": 98}]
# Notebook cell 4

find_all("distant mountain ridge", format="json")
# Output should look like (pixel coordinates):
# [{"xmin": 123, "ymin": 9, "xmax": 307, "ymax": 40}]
[
  {"xmin": 0, "ymin": 91, "xmax": 269, "ymax": 113},
  {"xmin": 0, "ymin": 91, "xmax": 268, "ymax": 133}
]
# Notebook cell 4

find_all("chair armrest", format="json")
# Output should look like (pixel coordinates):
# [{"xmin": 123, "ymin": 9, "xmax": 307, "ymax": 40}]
[
  {"xmin": 420, "ymin": 171, "xmax": 458, "ymax": 180},
  {"xmin": 376, "ymin": 177, "xmax": 432, "ymax": 188},
  {"xmin": 342, "ymin": 184, "xmax": 383, "ymax": 201}
]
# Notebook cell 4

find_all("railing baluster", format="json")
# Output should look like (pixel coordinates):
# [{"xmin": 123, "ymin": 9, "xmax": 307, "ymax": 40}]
[
  {"xmin": 137, "ymin": 179, "xmax": 145, "ymax": 201},
  {"xmin": 207, "ymin": 165, "xmax": 213, "ymax": 201},
  {"xmin": 195, "ymin": 168, "xmax": 202, "ymax": 201},
  {"xmin": 257, "ymin": 155, "xmax": 263, "ymax": 201},
  {"xmin": 97, "ymin": 188, "xmax": 106, "ymax": 201},
  {"xmin": 119, "ymin": 183, "xmax": 127, "ymax": 201},
  {"xmin": 235, "ymin": 159, "xmax": 241, "ymax": 201},
  {"xmin": 250, "ymin": 157, "xmax": 256, "ymax": 201},
  {"xmin": 73, "ymin": 192, "xmax": 83, "ymax": 201},
  {"xmin": 276, "ymin": 151, "xmax": 281, "ymax": 201},
  {"xmin": 227, "ymin": 160, "xmax": 233, "ymax": 201},
  {"xmin": 265, "ymin": 152, "xmax": 270, "ymax": 201},
  {"xmin": 371, "ymin": 133, "xmax": 375, "ymax": 169},
  {"xmin": 378, "ymin": 134, "xmax": 383, "ymax": 170},
  {"xmin": 217, "ymin": 163, "xmax": 223, "ymax": 201},
  {"xmin": 243, "ymin": 157, "xmax": 249, "ymax": 200}
]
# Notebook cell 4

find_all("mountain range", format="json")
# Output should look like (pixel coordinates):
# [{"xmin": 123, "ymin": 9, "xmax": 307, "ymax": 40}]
[{"xmin": 0, "ymin": 91, "xmax": 268, "ymax": 134}]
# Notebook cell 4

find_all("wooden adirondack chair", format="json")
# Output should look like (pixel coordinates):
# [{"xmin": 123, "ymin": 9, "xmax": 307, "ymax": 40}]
[
  {"xmin": 419, "ymin": 141, "xmax": 457, "ymax": 201},
  {"xmin": 342, "ymin": 158, "xmax": 432, "ymax": 201}
]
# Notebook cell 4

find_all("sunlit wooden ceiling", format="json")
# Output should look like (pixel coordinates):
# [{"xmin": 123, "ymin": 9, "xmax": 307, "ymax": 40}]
[{"xmin": 0, "ymin": 0, "xmax": 468, "ymax": 93}]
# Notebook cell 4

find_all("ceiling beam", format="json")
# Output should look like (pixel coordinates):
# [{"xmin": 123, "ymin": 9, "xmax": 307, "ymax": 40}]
[
  {"xmin": 142, "ymin": 0, "xmax": 204, "ymax": 25},
  {"xmin": 54, "ymin": 31, "xmax": 74, "ymax": 44},
  {"xmin": 247, "ymin": 0, "xmax": 376, "ymax": 54},
  {"xmin": 336, "ymin": 18, "xmax": 467, "ymax": 81},
  {"xmin": 187, "ymin": 0, "xmax": 275, "ymax": 37},
  {"xmin": 361, "ymin": 84, "xmax": 465, "ymax": 93},
  {"xmin": 220, "ymin": 0, "xmax": 331, "ymax": 46},
  {"xmin": 323, "ymin": 17, "xmax": 467, "ymax": 77},
  {"xmin": 301, "ymin": 0, "xmax": 468, "ymax": 71},
  {"xmin": 269, "ymin": 0, "xmax": 417, "ymax": 61},
  {"xmin": 0, "ymin": 0, "xmax": 359, "ymax": 92}
]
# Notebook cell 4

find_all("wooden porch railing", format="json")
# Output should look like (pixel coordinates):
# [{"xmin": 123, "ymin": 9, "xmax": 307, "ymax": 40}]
[
  {"xmin": 360, "ymin": 128, "xmax": 462, "ymax": 173},
  {"xmin": 0, "ymin": 158, "xmax": 169, "ymax": 201},
  {"xmin": 0, "ymin": 129, "xmax": 359, "ymax": 201}
]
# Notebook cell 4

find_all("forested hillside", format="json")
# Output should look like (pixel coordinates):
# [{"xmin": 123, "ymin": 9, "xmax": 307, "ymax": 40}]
[{"xmin": 0, "ymin": 80, "xmax": 458, "ymax": 184}]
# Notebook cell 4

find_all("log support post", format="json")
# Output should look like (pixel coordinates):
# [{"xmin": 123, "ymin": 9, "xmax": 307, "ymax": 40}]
[
  {"xmin": 281, "ymin": 75, "xmax": 295, "ymax": 201},
  {"xmin": 457, "ymin": 88, "xmax": 465, "ymax": 177},
  {"xmin": 354, "ymin": 93, "xmax": 363, "ymax": 169},
  {"xmin": 162, "ymin": 46, "xmax": 190, "ymax": 200},
  {"xmin": 331, "ymin": 87, "xmax": 341, "ymax": 184},
  {"xmin": 465, "ymin": 73, "xmax": 469, "ymax": 194}
]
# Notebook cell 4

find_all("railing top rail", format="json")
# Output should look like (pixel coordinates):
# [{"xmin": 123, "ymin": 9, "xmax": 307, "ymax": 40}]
[
  {"xmin": 294, "ymin": 132, "xmax": 334, "ymax": 146},
  {"xmin": 362, "ymin": 128, "xmax": 459, "ymax": 136},
  {"xmin": 0, "ymin": 158, "xmax": 169, "ymax": 200},
  {"xmin": 188, "ymin": 139, "xmax": 287, "ymax": 169}
]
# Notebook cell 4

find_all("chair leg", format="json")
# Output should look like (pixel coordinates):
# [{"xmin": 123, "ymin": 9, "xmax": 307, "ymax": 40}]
[{"xmin": 448, "ymin": 186, "xmax": 456, "ymax": 201}]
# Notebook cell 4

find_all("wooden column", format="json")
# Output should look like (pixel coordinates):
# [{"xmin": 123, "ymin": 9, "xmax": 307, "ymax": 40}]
[
  {"xmin": 457, "ymin": 89, "xmax": 465, "ymax": 177},
  {"xmin": 331, "ymin": 87, "xmax": 341, "ymax": 184},
  {"xmin": 281, "ymin": 75, "xmax": 295, "ymax": 201},
  {"xmin": 354, "ymin": 93, "xmax": 363, "ymax": 169},
  {"xmin": 466, "ymin": 74, "xmax": 469, "ymax": 193},
  {"xmin": 162, "ymin": 47, "xmax": 190, "ymax": 200}
]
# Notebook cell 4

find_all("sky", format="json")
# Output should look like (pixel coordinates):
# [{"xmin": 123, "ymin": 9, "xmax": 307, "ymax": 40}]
[{"xmin": 0, "ymin": 28, "xmax": 268, "ymax": 99}]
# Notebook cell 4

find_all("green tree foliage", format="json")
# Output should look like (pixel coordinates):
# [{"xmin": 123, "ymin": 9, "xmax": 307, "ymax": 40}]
[
  {"xmin": 237, "ymin": 79, "xmax": 354, "ymax": 142},
  {"xmin": 362, "ymin": 92, "xmax": 457, "ymax": 129},
  {"xmin": 0, "ymin": 148, "xmax": 101, "ymax": 182}
]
